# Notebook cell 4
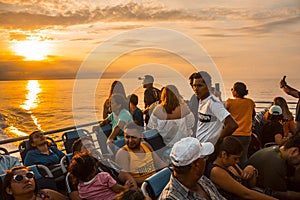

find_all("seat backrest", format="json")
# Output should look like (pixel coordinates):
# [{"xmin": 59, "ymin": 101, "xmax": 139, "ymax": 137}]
[
  {"xmin": 18, "ymin": 137, "xmax": 57, "ymax": 163},
  {"xmin": 143, "ymin": 129, "xmax": 165, "ymax": 151},
  {"xmin": 0, "ymin": 147, "xmax": 9, "ymax": 155},
  {"xmin": 28, "ymin": 165, "xmax": 57, "ymax": 190},
  {"xmin": 107, "ymin": 138, "xmax": 126, "ymax": 157},
  {"xmin": 62, "ymin": 129, "xmax": 90, "ymax": 154},
  {"xmin": 60, "ymin": 153, "xmax": 73, "ymax": 174},
  {"xmin": 141, "ymin": 167, "xmax": 172, "ymax": 199},
  {"xmin": 94, "ymin": 124, "xmax": 112, "ymax": 155},
  {"xmin": 248, "ymin": 133, "xmax": 262, "ymax": 158}
]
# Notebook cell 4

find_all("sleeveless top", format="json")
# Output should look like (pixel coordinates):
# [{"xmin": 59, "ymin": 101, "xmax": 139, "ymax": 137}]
[
  {"xmin": 123, "ymin": 143, "xmax": 156, "ymax": 183},
  {"xmin": 206, "ymin": 162, "xmax": 243, "ymax": 200}
]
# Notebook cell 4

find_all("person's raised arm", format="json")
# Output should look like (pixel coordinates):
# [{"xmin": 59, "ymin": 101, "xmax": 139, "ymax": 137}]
[
  {"xmin": 106, "ymin": 121, "xmax": 125, "ymax": 144},
  {"xmin": 280, "ymin": 77, "xmax": 300, "ymax": 98}
]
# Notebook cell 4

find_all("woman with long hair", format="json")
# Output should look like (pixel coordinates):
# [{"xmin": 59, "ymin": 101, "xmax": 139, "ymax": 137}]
[
  {"xmin": 206, "ymin": 136, "xmax": 277, "ymax": 200},
  {"xmin": 273, "ymin": 96, "xmax": 297, "ymax": 137},
  {"xmin": 103, "ymin": 81, "xmax": 127, "ymax": 119},
  {"xmin": 147, "ymin": 85, "xmax": 194, "ymax": 147}
]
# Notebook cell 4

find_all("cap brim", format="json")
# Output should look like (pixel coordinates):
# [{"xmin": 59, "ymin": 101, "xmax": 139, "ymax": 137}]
[{"xmin": 201, "ymin": 142, "xmax": 214, "ymax": 156}]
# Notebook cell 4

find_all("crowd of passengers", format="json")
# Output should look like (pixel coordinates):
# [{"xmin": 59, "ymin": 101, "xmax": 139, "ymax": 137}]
[{"xmin": 1, "ymin": 72, "xmax": 300, "ymax": 200}]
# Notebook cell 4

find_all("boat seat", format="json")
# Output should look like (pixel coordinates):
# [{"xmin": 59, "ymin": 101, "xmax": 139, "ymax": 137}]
[
  {"xmin": 0, "ymin": 147, "xmax": 9, "ymax": 155},
  {"xmin": 141, "ymin": 167, "xmax": 172, "ymax": 200},
  {"xmin": 18, "ymin": 137, "xmax": 57, "ymax": 163},
  {"xmin": 60, "ymin": 153, "xmax": 73, "ymax": 174},
  {"xmin": 107, "ymin": 138, "xmax": 126, "ymax": 158},
  {"xmin": 93, "ymin": 124, "xmax": 112, "ymax": 155},
  {"xmin": 62, "ymin": 129, "xmax": 90, "ymax": 154},
  {"xmin": 143, "ymin": 129, "xmax": 165, "ymax": 151}
]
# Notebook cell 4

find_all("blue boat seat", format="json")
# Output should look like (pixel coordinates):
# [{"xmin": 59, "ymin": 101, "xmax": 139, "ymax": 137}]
[
  {"xmin": 107, "ymin": 138, "xmax": 126, "ymax": 157},
  {"xmin": 141, "ymin": 167, "xmax": 172, "ymax": 199},
  {"xmin": 60, "ymin": 153, "xmax": 73, "ymax": 174},
  {"xmin": 62, "ymin": 129, "xmax": 90, "ymax": 154},
  {"xmin": 143, "ymin": 129, "xmax": 165, "ymax": 151}
]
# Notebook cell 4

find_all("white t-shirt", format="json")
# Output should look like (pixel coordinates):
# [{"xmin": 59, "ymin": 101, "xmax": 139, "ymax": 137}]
[
  {"xmin": 196, "ymin": 95, "xmax": 229, "ymax": 145},
  {"xmin": 148, "ymin": 112, "xmax": 195, "ymax": 147}
]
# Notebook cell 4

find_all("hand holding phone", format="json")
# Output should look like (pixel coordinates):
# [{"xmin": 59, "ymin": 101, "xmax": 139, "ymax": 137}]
[{"xmin": 280, "ymin": 75, "xmax": 287, "ymax": 88}]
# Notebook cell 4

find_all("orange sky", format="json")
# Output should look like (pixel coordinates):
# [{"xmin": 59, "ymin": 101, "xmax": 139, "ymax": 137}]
[{"xmin": 0, "ymin": 0, "xmax": 299, "ymax": 80}]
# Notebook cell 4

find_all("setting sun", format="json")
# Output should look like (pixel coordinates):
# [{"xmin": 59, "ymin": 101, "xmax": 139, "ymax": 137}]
[{"xmin": 11, "ymin": 39, "xmax": 51, "ymax": 61}]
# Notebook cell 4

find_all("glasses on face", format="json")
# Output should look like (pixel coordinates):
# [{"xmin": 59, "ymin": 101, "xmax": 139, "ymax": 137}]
[
  {"xmin": 12, "ymin": 171, "xmax": 34, "ymax": 182},
  {"xmin": 125, "ymin": 135, "xmax": 138, "ymax": 139}
]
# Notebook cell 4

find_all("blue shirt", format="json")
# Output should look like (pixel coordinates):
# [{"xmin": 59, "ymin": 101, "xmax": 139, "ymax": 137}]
[
  {"xmin": 0, "ymin": 155, "xmax": 21, "ymax": 174},
  {"xmin": 132, "ymin": 107, "xmax": 144, "ymax": 126},
  {"xmin": 24, "ymin": 146, "xmax": 64, "ymax": 166}
]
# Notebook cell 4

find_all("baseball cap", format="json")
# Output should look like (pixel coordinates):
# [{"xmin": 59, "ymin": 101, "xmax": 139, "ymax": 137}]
[
  {"xmin": 141, "ymin": 75, "xmax": 154, "ymax": 85},
  {"xmin": 170, "ymin": 137, "xmax": 214, "ymax": 167},
  {"xmin": 269, "ymin": 105, "xmax": 282, "ymax": 115}
]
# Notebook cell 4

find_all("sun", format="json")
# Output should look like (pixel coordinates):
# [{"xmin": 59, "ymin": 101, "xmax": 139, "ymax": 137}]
[{"xmin": 12, "ymin": 39, "xmax": 51, "ymax": 61}]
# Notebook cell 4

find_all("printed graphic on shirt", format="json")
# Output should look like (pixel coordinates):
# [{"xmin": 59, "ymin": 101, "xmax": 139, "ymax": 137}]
[{"xmin": 198, "ymin": 112, "xmax": 217, "ymax": 122}]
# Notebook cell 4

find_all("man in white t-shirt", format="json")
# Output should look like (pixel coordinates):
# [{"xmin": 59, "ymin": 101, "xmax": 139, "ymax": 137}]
[{"xmin": 192, "ymin": 72, "xmax": 238, "ymax": 145}]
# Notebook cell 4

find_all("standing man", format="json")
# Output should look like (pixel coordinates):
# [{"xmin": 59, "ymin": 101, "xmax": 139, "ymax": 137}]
[
  {"xmin": 192, "ymin": 71, "xmax": 238, "ymax": 145},
  {"xmin": 115, "ymin": 122, "xmax": 166, "ymax": 186},
  {"xmin": 142, "ymin": 75, "xmax": 161, "ymax": 125},
  {"xmin": 280, "ymin": 76, "xmax": 300, "ymax": 132},
  {"xmin": 159, "ymin": 137, "xmax": 226, "ymax": 200}
]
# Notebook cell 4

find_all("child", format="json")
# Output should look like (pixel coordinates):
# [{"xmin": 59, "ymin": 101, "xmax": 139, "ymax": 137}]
[
  {"xmin": 129, "ymin": 94, "xmax": 144, "ymax": 127},
  {"xmin": 68, "ymin": 152, "xmax": 131, "ymax": 200}
]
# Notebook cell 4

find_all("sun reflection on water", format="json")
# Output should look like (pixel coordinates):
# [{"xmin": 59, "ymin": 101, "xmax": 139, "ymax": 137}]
[
  {"xmin": 20, "ymin": 80, "xmax": 43, "ymax": 132},
  {"xmin": 21, "ymin": 80, "xmax": 41, "ymax": 111}
]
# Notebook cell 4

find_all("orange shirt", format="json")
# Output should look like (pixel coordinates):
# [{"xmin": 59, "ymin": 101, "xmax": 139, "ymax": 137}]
[{"xmin": 226, "ymin": 98, "xmax": 255, "ymax": 136}]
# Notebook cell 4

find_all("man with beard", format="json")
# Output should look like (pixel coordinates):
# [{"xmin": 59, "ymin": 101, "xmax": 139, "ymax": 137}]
[{"xmin": 115, "ymin": 122, "xmax": 166, "ymax": 186}]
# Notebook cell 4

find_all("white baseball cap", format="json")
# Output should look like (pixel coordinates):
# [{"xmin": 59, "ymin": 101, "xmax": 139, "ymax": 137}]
[
  {"xmin": 269, "ymin": 105, "xmax": 282, "ymax": 116},
  {"xmin": 170, "ymin": 137, "xmax": 214, "ymax": 167}
]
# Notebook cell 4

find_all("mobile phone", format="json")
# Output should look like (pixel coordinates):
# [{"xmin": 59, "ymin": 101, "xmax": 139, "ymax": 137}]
[{"xmin": 215, "ymin": 83, "xmax": 220, "ymax": 92}]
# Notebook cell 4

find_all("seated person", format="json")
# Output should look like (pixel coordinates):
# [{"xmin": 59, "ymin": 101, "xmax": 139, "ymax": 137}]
[
  {"xmin": 115, "ymin": 122, "xmax": 167, "ymax": 186},
  {"xmin": 160, "ymin": 137, "xmax": 226, "ymax": 200},
  {"xmin": 3, "ymin": 165, "xmax": 67, "ymax": 200},
  {"xmin": 261, "ymin": 105, "xmax": 285, "ymax": 147},
  {"xmin": 206, "ymin": 136, "xmax": 277, "ymax": 200},
  {"xmin": 24, "ymin": 131, "xmax": 65, "ymax": 167},
  {"xmin": 247, "ymin": 135, "xmax": 300, "ymax": 200},
  {"xmin": 0, "ymin": 154, "xmax": 21, "ymax": 174},
  {"xmin": 69, "ymin": 152, "xmax": 132, "ymax": 200},
  {"xmin": 67, "ymin": 136, "xmax": 137, "ymax": 200},
  {"xmin": 98, "ymin": 94, "xmax": 133, "ymax": 144},
  {"xmin": 128, "ymin": 94, "xmax": 144, "ymax": 127}
]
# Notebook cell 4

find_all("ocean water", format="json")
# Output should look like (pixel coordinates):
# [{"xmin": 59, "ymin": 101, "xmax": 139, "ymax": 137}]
[{"xmin": 0, "ymin": 77, "xmax": 299, "ymax": 151}]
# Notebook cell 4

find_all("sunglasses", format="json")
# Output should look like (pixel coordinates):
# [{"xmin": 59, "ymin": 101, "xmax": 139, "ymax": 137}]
[
  {"xmin": 125, "ymin": 135, "xmax": 138, "ymax": 139},
  {"xmin": 13, "ymin": 171, "xmax": 34, "ymax": 182}
]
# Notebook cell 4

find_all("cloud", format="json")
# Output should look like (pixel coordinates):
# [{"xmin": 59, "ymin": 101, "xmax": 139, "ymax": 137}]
[{"xmin": 1, "ymin": 1, "xmax": 298, "ymax": 31}]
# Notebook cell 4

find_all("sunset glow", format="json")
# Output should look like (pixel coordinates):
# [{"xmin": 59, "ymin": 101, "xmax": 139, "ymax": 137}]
[{"xmin": 11, "ymin": 39, "xmax": 51, "ymax": 61}]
